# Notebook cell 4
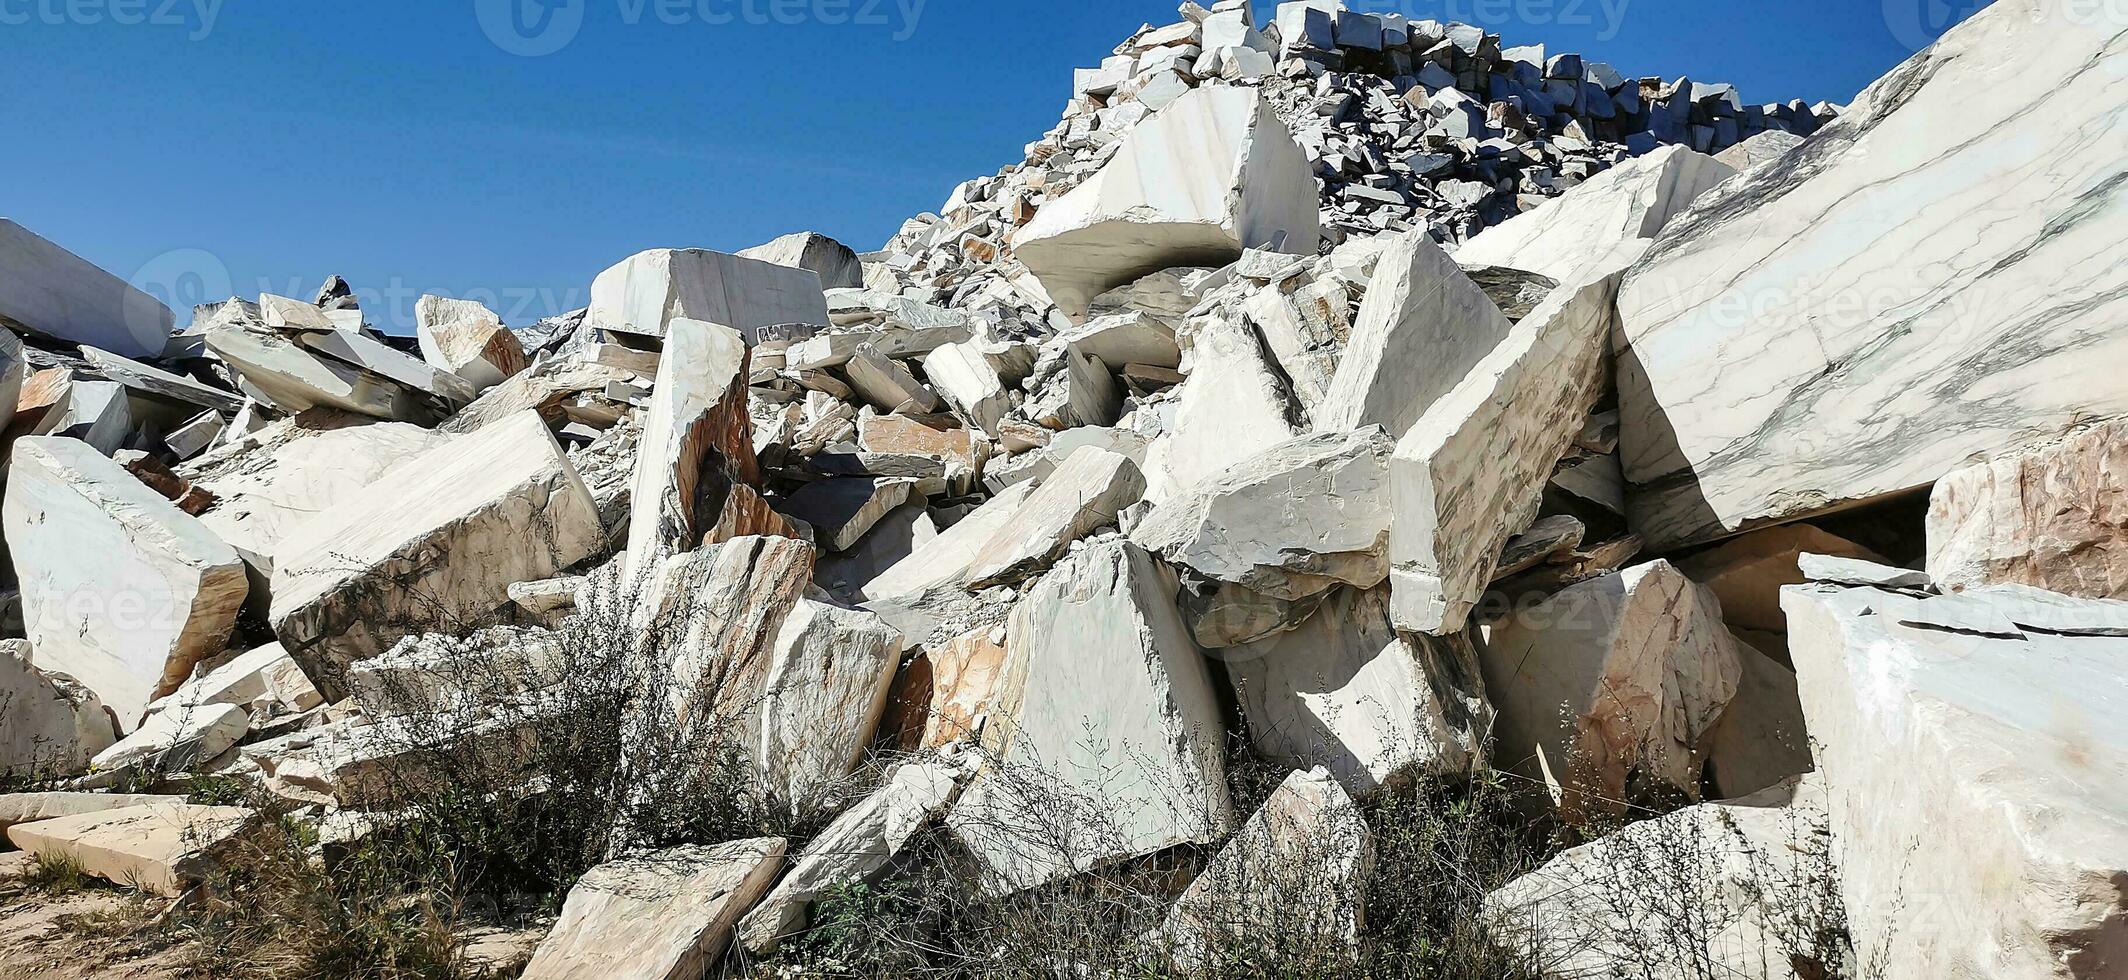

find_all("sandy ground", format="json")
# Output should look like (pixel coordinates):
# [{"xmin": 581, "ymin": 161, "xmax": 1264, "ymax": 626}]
[
  {"xmin": 0, "ymin": 886, "xmax": 193, "ymax": 980},
  {"xmin": 0, "ymin": 849, "xmax": 550, "ymax": 980}
]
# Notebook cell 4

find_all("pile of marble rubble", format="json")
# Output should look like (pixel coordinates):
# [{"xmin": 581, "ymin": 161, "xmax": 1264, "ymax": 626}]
[
  {"xmin": 858, "ymin": 0, "xmax": 1836, "ymax": 339},
  {"xmin": 0, "ymin": 2, "xmax": 2122, "ymax": 978}
]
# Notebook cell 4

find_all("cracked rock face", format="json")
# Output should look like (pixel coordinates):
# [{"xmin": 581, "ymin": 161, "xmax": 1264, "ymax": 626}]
[
  {"xmin": 621, "ymin": 317, "xmax": 756, "ymax": 582},
  {"xmin": 950, "ymin": 538, "xmax": 1233, "ymax": 895},
  {"xmin": 1386, "ymin": 255, "xmax": 1630, "ymax": 635}
]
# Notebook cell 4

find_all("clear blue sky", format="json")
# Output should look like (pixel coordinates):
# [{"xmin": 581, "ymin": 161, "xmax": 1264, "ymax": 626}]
[{"xmin": 0, "ymin": 0, "xmax": 1986, "ymax": 333}]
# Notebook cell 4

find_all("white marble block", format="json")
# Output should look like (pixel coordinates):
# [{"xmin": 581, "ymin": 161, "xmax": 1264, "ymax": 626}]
[
  {"xmin": 1012, "ymin": 87, "xmax": 1319, "ymax": 319},
  {"xmin": 586, "ymin": 247, "xmax": 829, "ymax": 343},
  {"xmin": 1616, "ymin": 1, "xmax": 2128, "ymax": 550}
]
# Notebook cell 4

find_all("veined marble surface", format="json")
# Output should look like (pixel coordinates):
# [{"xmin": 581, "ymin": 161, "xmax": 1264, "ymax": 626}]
[{"xmin": 1616, "ymin": 0, "xmax": 2128, "ymax": 550}]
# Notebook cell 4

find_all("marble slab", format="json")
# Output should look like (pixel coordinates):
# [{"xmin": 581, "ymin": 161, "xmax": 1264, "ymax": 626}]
[{"xmin": 1616, "ymin": 1, "xmax": 2128, "ymax": 550}]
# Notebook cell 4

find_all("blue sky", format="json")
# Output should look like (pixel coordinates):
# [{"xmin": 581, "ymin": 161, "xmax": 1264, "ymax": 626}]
[{"xmin": 0, "ymin": 0, "xmax": 1986, "ymax": 333}]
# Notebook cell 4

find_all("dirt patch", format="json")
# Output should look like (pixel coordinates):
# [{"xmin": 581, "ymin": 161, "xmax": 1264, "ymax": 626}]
[{"xmin": 0, "ymin": 887, "xmax": 194, "ymax": 980}]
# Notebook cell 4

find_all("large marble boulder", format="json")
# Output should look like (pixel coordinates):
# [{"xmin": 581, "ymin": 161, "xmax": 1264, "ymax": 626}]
[
  {"xmin": 0, "ymin": 792, "xmax": 180, "ymax": 835},
  {"xmin": 0, "ymin": 219, "xmax": 172, "ymax": 358},
  {"xmin": 962, "ymin": 447, "xmax": 1145, "ymax": 588},
  {"xmin": 922, "ymin": 341, "xmax": 1014, "ymax": 437},
  {"xmin": 634, "ymin": 535, "xmax": 817, "ymax": 730},
  {"xmin": 78, "ymin": 344, "xmax": 244, "ymax": 416},
  {"xmin": 1313, "ymin": 229, "xmax": 1514, "ymax": 439},
  {"xmin": 439, "ymin": 357, "xmax": 633, "ymax": 435},
  {"xmin": 1784, "ymin": 575, "xmax": 2128, "ymax": 978},
  {"xmin": 752, "ymin": 597, "xmax": 901, "ymax": 804},
  {"xmin": 414, "ymin": 295, "xmax": 526, "ymax": 391},
  {"xmin": 1485, "ymin": 777, "xmax": 1834, "ymax": 980},
  {"xmin": 6, "ymin": 438, "xmax": 249, "ymax": 727},
  {"xmin": 7, "ymin": 802, "xmax": 253, "ymax": 897},
  {"xmin": 863, "ymin": 480, "xmax": 1039, "ymax": 603},
  {"xmin": 1134, "ymin": 427, "xmax": 1395, "ymax": 605},
  {"xmin": 621, "ymin": 317, "xmax": 756, "ymax": 583},
  {"xmin": 949, "ymin": 539, "xmax": 1234, "ymax": 894},
  {"xmin": 203, "ymin": 313, "xmax": 434, "ymax": 423},
  {"xmin": 1928, "ymin": 419, "xmax": 2128, "ymax": 599},
  {"xmin": 1142, "ymin": 313, "xmax": 1304, "ymax": 503},
  {"xmin": 270, "ymin": 411, "xmax": 602, "ymax": 700},
  {"xmin": 520, "ymin": 838, "xmax": 786, "ymax": 980},
  {"xmin": 0, "ymin": 641, "xmax": 117, "ymax": 776},
  {"xmin": 90, "ymin": 701, "xmax": 248, "ymax": 775},
  {"xmin": 1617, "ymin": 0, "xmax": 2128, "ymax": 551},
  {"xmin": 585, "ymin": 247, "xmax": 829, "ymax": 343},
  {"xmin": 1012, "ymin": 87, "xmax": 1319, "ymax": 319},
  {"xmin": 146, "ymin": 640, "xmax": 318, "ymax": 721},
  {"xmin": 1386, "ymin": 252, "xmax": 1632, "ymax": 635},
  {"xmin": 1223, "ymin": 587, "xmax": 1487, "ymax": 797},
  {"xmin": 1483, "ymin": 560, "xmax": 1744, "ymax": 817},
  {"xmin": 184, "ymin": 413, "xmax": 453, "ymax": 580},
  {"xmin": 1451, "ymin": 145, "xmax": 1736, "ymax": 285},
  {"xmin": 1164, "ymin": 767, "xmax": 1372, "ymax": 971},
  {"xmin": 739, "ymin": 231, "xmax": 863, "ymax": 290}
]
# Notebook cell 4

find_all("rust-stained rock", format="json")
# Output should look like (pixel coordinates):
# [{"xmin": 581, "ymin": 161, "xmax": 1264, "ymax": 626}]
[
  {"xmin": 621, "ymin": 318, "xmax": 759, "ymax": 583},
  {"xmin": 1929, "ymin": 419, "xmax": 2128, "ymax": 600},
  {"xmin": 415, "ymin": 295, "xmax": 528, "ymax": 391},
  {"xmin": 882, "ymin": 626, "xmax": 1007, "ymax": 751},
  {"xmin": 1677, "ymin": 524, "xmax": 1883, "ymax": 634}
]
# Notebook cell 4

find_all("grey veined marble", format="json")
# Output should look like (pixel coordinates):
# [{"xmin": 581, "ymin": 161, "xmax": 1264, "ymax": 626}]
[{"xmin": 1615, "ymin": 0, "xmax": 2128, "ymax": 551}]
